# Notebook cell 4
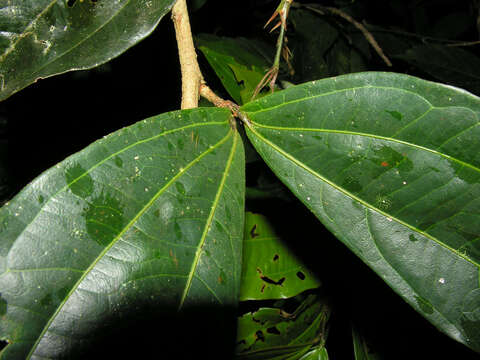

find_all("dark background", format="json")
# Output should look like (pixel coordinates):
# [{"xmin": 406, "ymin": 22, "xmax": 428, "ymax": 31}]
[{"xmin": 1, "ymin": 0, "xmax": 479, "ymax": 358}]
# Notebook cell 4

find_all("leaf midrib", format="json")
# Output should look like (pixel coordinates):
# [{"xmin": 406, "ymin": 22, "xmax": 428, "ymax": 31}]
[
  {"xmin": 251, "ymin": 122, "xmax": 480, "ymax": 175},
  {"xmin": 11, "ymin": 121, "xmax": 226, "ymax": 252},
  {"xmin": 25, "ymin": 124, "xmax": 232, "ymax": 359},
  {"xmin": 0, "ymin": 0, "xmax": 58, "ymax": 62},
  {"xmin": 243, "ymin": 84, "xmax": 479, "ymax": 117},
  {"xmin": 32, "ymin": 0, "xmax": 135, "ymax": 76},
  {"xmin": 178, "ymin": 130, "xmax": 238, "ymax": 309},
  {"xmin": 246, "ymin": 124, "xmax": 479, "ymax": 269}
]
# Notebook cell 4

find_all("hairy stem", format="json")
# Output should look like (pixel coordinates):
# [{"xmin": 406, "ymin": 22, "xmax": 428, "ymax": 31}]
[
  {"xmin": 172, "ymin": 0, "xmax": 202, "ymax": 109},
  {"xmin": 171, "ymin": 0, "xmax": 239, "ymax": 112}
]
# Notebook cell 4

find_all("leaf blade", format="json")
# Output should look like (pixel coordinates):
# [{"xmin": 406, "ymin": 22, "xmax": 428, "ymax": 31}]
[
  {"xmin": 0, "ymin": 107, "xmax": 245, "ymax": 358},
  {"xmin": 0, "ymin": 0, "xmax": 176, "ymax": 101},
  {"xmin": 242, "ymin": 72, "xmax": 480, "ymax": 352}
]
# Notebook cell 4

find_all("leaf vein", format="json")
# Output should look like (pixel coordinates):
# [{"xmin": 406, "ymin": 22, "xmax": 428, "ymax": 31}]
[{"xmin": 246, "ymin": 124, "xmax": 479, "ymax": 268}]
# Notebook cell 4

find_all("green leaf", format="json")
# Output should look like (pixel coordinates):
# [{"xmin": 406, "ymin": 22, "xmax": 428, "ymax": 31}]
[
  {"xmin": 235, "ymin": 295, "xmax": 329, "ymax": 360},
  {"xmin": 196, "ymin": 34, "xmax": 272, "ymax": 104},
  {"xmin": 0, "ymin": 107, "xmax": 245, "ymax": 358},
  {"xmin": 326, "ymin": 38, "xmax": 368, "ymax": 76},
  {"xmin": 352, "ymin": 325, "xmax": 382, "ymax": 360},
  {"xmin": 189, "ymin": 0, "xmax": 208, "ymax": 12},
  {"xmin": 289, "ymin": 8, "xmax": 339, "ymax": 82},
  {"xmin": 0, "ymin": 0, "xmax": 176, "ymax": 101},
  {"xmin": 241, "ymin": 72, "xmax": 480, "ymax": 352},
  {"xmin": 240, "ymin": 212, "xmax": 321, "ymax": 301},
  {"xmin": 298, "ymin": 346, "xmax": 329, "ymax": 360},
  {"xmin": 395, "ymin": 45, "xmax": 480, "ymax": 95}
]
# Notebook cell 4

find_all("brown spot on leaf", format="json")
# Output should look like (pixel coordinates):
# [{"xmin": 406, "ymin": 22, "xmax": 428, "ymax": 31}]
[
  {"xmin": 280, "ymin": 310, "xmax": 295, "ymax": 319},
  {"xmin": 169, "ymin": 250, "xmax": 179, "ymax": 268}
]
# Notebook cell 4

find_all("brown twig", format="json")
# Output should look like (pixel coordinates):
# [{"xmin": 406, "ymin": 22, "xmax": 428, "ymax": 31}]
[
  {"xmin": 294, "ymin": 3, "xmax": 392, "ymax": 67},
  {"xmin": 363, "ymin": 23, "xmax": 480, "ymax": 47},
  {"xmin": 446, "ymin": 40, "xmax": 480, "ymax": 47},
  {"xmin": 199, "ymin": 84, "xmax": 239, "ymax": 114},
  {"xmin": 172, "ymin": 0, "xmax": 202, "ymax": 109},
  {"xmin": 171, "ymin": 0, "xmax": 239, "ymax": 114}
]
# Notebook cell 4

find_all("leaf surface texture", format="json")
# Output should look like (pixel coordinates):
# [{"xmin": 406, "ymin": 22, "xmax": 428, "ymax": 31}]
[
  {"xmin": 0, "ymin": 0, "xmax": 176, "ymax": 101},
  {"xmin": 242, "ymin": 72, "xmax": 480, "ymax": 352},
  {"xmin": 0, "ymin": 107, "xmax": 245, "ymax": 358}
]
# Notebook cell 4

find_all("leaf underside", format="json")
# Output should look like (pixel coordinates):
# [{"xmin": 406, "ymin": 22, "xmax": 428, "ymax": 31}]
[
  {"xmin": 0, "ymin": 0, "xmax": 176, "ymax": 102},
  {"xmin": 242, "ymin": 72, "xmax": 480, "ymax": 352},
  {"xmin": 0, "ymin": 107, "xmax": 245, "ymax": 359}
]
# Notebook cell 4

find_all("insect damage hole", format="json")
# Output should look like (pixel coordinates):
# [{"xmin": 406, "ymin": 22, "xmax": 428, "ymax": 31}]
[
  {"xmin": 250, "ymin": 224, "xmax": 259, "ymax": 238},
  {"xmin": 67, "ymin": 0, "xmax": 76, "ymax": 6},
  {"xmin": 0, "ymin": 339, "xmax": 9, "ymax": 351},
  {"xmin": 255, "ymin": 330, "xmax": 265, "ymax": 342},
  {"xmin": 273, "ymin": 254, "xmax": 279, "ymax": 261},
  {"xmin": 296, "ymin": 271, "xmax": 306, "ymax": 280},
  {"xmin": 266, "ymin": 327, "xmax": 281, "ymax": 335},
  {"xmin": 260, "ymin": 275, "xmax": 285, "ymax": 286}
]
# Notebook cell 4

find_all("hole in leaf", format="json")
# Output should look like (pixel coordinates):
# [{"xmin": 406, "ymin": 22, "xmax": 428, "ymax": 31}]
[
  {"xmin": 273, "ymin": 254, "xmax": 279, "ymax": 261},
  {"xmin": 255, "ymin": 330, "xmax": 265, "ymax": 342},
  {"xmin": 250, "ymin": 224, "xmax": 259, "ymax": 238},
  {"xmin": 0, "ymin": 340, "xmax": 8, "ymax": 352},
  {"xmin": 266, "ymin": 327, "xmax": 281, "ymax": 335},
  {"xmin": 67, "ymin": 0, "xmax": 76, "ymax": 7},
  {"xmin": 296, "ymin": 271, "xmax": 306, "ymax": 280},
  {"xmin": 260, "ymin": 275, "xmax": 285, "ymax": 286}
]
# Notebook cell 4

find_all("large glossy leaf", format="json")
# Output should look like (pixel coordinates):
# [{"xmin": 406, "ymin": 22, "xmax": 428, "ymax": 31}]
[
  {"xmin": 235, "ymin": 294, "xmax": 329, "ymax": 360},
  {"xmin": 241, "ymin": 72, "xmax": 480, "ymax": 352},
  {"xmin": 240, "ymin": 212, "xmax": 320, "ymax": 301},
  {"xmin": 0, "ymin": 0, "xmax": 176, "ymax": 101},
  {"xmin": 0, "ymin": 107, "xmax": 245, "ymax": 358}
]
